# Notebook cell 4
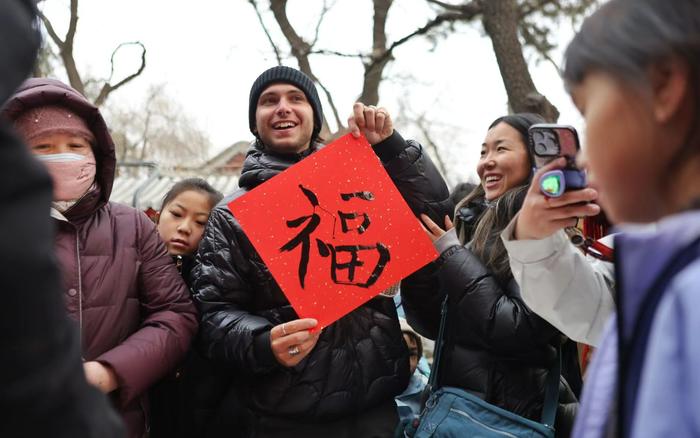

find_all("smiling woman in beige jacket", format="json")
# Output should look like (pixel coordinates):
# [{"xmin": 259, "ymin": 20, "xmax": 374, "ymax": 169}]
[{"xmin": 500, "ymin": 163, "xmax": 615, "ymax": 347}]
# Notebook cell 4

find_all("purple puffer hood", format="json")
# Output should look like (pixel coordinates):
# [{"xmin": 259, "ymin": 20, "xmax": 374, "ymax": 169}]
[{"xmin": 1, "ymin": 78, "xmax": 116, "ymax": 202}]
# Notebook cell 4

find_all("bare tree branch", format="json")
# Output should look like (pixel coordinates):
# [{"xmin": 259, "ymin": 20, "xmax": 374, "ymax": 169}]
[
  {"xmin": 94, "ymin": 41, "xmax": 147, "ymax": 106},
  {"xmin": 519, "ymin": 23, "xmax": 560, "ymax": 73},
  {"xmin": 385, "ymin": 11, "xmax": 464, "ymax": 54},
  {"xmin": 315, "ymin": 77, "xmax": 344, "ymax": 133},
  {"xmin": 269, "ymin": 0, "xmax": 341, "ymax": 136},
  {"xmin": 139, "ymin": 109, "xmax": 152, "ymax": 161},
  {"xmin": 426, "ymin": 0, "xmax": 464, "ymax": 11},
  {"xmin": 372, "ymin": 0, "xmax": 390, "ymax": 57},
  {"xmin": 270, "ymin": 0, "xmax": 311, "ymax": 66},
  {"xmin": 37, "ymin": 10, "xmax": 64, "ymax": 46},
  {"xmin": 427, "ymin": 0, "xmax": 479, "ymax": 14},
  {"xmin": 365, "ymin": 5, "xmax": 478, "ymax": 76},
  {"xmin": 248, "ymin": 0, "xmax": 283, "ymax": 65},
  {"xmin": 309, "ymin": 49, "xmax": 366, "ymax": 59},
  {"xmin": 39, "ymin": 0, "xmax": 147, "ymax": 105},
  {"xmin": 395, "ymin": 97, "xmax": 451, "ymax": 182},
  {"xmin": 358, "ymin": 0, "xmax": 392, "ymax": 105},
  {"xmin": 65, "ymin": 0, "xmax": 79, "ymax": 47},
  {"xmin": 38, "ymin": 0, "xmax": 85, "ymax": 95},
  {"xmin": 109, "ymin": 84, "xmax": 211, "ymax": 167},
  {"xmin": 311, "ymin": 0, "xmax": 336, "ymax": 47},
  {"xmin": 518, "ymin": 0, "xmax": 557, "ymax": 18},
  {"xmin": 415, "ymin": 115, "xmax": 449, "ymax": 179}
]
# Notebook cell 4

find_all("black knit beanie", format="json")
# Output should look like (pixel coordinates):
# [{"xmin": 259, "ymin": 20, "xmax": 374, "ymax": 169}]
[{"xmin": 249, "ymin": 66, "xmax": 324, "ymax": 142}]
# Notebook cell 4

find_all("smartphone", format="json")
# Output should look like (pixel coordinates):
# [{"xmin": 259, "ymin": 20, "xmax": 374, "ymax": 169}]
[{"xmin": 528, "ymin": 124, "xmax": 586, "ymax": 197}]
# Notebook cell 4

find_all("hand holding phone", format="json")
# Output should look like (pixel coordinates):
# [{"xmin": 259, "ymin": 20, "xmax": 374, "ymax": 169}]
[
  {"xmin": 528, "ymin": 124, "xmax": 587, "ymax": 197},
  {"xmin": 513, "ymin": 158, "xmax": 600, "ymax": 241}
]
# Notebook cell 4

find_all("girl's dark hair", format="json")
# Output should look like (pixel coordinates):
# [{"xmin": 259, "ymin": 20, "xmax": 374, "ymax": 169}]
[
  {"xmin": 160, "ymin": 178, "xmax": 223, "ymax": 212},
  {"xmin": 563, "ymin": 0, "xmax": 700, "ymax": 87},
  {"xmin": 563, "ymin": 0, "xmax": 700, "ymax": 163},
  {"xmin": 402, "ymin": 330, "xmax": 424, "ymax": 359},
  {"xmin": 455, "ymin": 113, "xmax": 545, "ymax": 284},
  {"xmin": 488, "ymin": 113, "xmax": 545, "ymax": 148},
  {"xmin": 449, "ymin": 182, "xmax": 478, "ymax": 206}
]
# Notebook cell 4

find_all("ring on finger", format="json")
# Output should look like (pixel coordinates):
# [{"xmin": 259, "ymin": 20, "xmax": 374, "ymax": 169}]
[
  {"xmin": 281, "ymin": 323, "xmax": 287, "ymax": 336},
  {"xmin": 288, "ymin": 345, "xmax": 300, "ymax": 356}
]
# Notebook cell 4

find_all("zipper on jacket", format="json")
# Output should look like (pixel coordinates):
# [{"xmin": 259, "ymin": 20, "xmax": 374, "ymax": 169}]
[
  {"xmin": 75, "ymin": 233, "xmax": 84, "ymax": 348},
  {"xmin": 448, "ymin": 408, "xmax": 520, "ymax": 438}
]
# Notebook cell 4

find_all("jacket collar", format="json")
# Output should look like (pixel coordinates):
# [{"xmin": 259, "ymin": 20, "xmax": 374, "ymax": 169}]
[
  {"xmin": 615, "ymin": 209, "xmax": 700, "ymax": 341},
  {"xmin": 238, "ymin": 140, "xmax": 322, "ymax": 191}
]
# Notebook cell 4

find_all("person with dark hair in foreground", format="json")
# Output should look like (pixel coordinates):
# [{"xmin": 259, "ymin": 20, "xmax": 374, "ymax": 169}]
[
  {"xmin": 0, "ymin": 1, "xmax": 124, "ymax": 436},
  {"xmin": 562, "ymin": 0, "xmax": 700, "ymax": 437}
]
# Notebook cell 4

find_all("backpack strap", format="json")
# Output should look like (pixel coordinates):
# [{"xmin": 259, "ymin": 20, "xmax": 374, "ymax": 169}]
[
  {"xmin": 425, "ymin": 295, "xmax": 449, "ymax": 394},
  {"xmin": 429, "ymin": 295, "xmax": 562, "ymax": 428},
  {"xmin": 541, "ymin": 344, "xmax": 561, "ymax": 428}
]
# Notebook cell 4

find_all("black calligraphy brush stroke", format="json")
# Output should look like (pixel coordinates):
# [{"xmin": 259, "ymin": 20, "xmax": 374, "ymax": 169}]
[
  {"xmin": 316, "ymin": 239, "xmax": 330, "ymax": 257},
  {"xmin": 299, "ymin": 184, "xmax": 319, "ymax": 207},
  {"xmin": 363, "ymin": 243, "xmax": 390, "ymax": 288},
  {"xmin": 340, "ymin": 191, "xmax": 375, "ymax": 201},
  {"xmin": 280, "ymin": 214, "xmax": 321, "ymax": 289}
]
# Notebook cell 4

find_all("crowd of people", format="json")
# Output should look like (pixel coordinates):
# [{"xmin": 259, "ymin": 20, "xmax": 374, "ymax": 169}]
[{"xmin": 1, "ymin": 0, "xmax": 699, "ymax": 437}]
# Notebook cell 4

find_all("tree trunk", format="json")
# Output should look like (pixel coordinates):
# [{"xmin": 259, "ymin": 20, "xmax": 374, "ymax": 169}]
[
  {"xmin": 39, "ymin": 0, "xmax": 145, "ymax": 106},
  {"xmin": 60, "ymin": 46, "xmax": 86, "ymax": 96},
  {"xmin": 480, "ymin": 0, "xmax": 559, "ymax": 121},
  {"xmin": 359, "ymin": 0, "xmax": 393, "ymax": 106},
  {"xmin": 270, "ymin": 0, "xmax": 338, "ymax": 138}
]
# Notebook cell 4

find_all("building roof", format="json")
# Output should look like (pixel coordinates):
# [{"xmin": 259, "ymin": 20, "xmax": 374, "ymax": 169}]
[
  {"xmin": 111, "ymin": 140, "xmax": 251, "ymax": 210},
  {"xmin": 111, "ymin": 173, "xmax": 239, "ymax": 210},
  {"xmin": 202, "ymin": 140, "xmax": 251, "ymax": 173}
]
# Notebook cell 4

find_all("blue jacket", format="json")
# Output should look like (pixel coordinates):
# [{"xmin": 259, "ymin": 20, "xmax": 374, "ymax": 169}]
[{"xmin": 573, "ymin": 210, "xmax": 700, "ymax": 438}]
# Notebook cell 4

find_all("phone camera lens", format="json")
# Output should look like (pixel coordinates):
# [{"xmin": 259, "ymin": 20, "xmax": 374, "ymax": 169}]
[{"xmin": 533, "ymin": 132, "xmax": 549, "ymax": 155}]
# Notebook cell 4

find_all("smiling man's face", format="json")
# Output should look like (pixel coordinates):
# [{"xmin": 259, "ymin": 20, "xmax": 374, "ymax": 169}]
[{"xmin": 254, "ymin": 83, "xmax": 314, "ymax": 154}]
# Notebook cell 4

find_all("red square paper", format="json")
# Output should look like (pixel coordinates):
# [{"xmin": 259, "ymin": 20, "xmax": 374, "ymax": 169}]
[{"xmin": 228, "ymin": 134, "xmax": 437, "ymax": 328}]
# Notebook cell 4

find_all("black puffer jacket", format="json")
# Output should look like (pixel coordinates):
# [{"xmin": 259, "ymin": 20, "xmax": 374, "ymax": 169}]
[
  {"xmin": 150, "ymin": 255, "xmax": 248, "ymax": 438},
  {"xmin": 191, "ymin": 132, "xmax": 452, "ymax": 422},
  {"xmin": 402, "ymin": 198, "xmax": 579, "ymax": 437}
]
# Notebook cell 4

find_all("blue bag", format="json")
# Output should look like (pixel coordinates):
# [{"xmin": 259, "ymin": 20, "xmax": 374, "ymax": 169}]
[{"xmin": 402, "ymin": 297, "xmax": 560, "ymax": 438}]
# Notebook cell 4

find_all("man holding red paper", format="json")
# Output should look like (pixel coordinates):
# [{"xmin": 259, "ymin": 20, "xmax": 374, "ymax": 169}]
[{"xmin": 191, "ymin": 66, "xmax": 452, "ymax": 437}]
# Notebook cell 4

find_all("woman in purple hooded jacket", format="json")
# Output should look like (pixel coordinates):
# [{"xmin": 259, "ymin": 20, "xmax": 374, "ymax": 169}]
[
  {"xmin": 2, "ymin": 78, "xmax": 198, "ymax": 438},
  {"xmin": 561, "ymin": 0, "xmax": 700, "ymax": 437}
]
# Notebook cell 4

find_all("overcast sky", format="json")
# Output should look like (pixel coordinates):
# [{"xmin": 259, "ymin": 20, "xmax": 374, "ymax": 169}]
[{"xmin": 39, "ymin": 0, "xmax": 585, "ymax": 186}]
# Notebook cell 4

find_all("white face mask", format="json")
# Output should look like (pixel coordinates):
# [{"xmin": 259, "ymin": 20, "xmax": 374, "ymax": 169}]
[{"xmin": 36, "ymin": 152, "xmax": 97, "ymax": 201}]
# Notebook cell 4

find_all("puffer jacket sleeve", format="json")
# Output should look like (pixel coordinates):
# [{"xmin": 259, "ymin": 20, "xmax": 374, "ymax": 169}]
[
  {"xmin": 96, "ymin": 211, "xmax": 198, "ymax": 407},
  {"xmin": 401, "ymin": 264, "xmax": 445, "ymax": 340},
  {"xmin": 190, "ymin": 206, "xmax": 279, "ymax": 375},
  {"xmin": 372, "ymin": 131, "xmax": 453, "ymax": 223},
  {"xmin": 372, "ymin": 131, "xmax": 453, "ymax": 339},
  {"xmin": 436, "ymin": 236, "xmax": 559, "ymax": 354}
]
